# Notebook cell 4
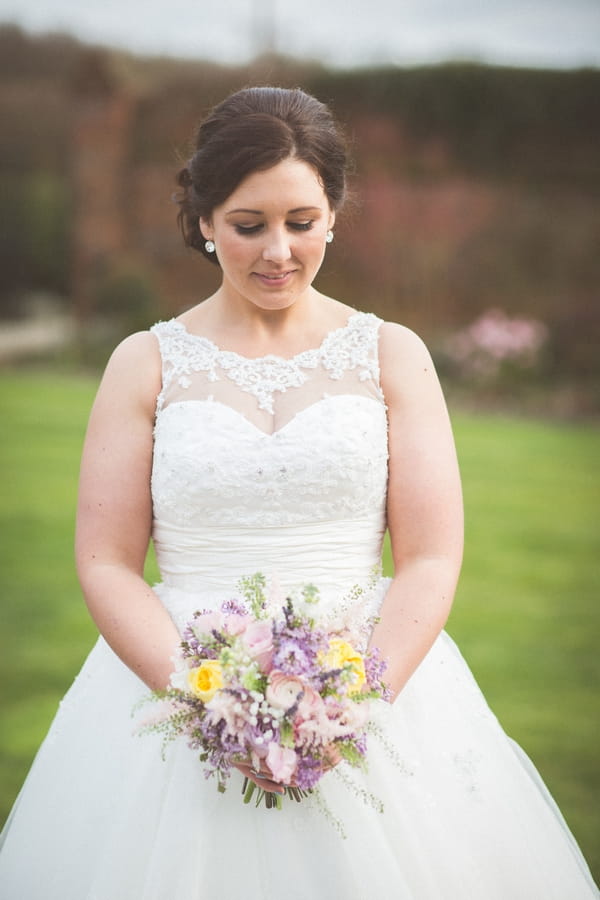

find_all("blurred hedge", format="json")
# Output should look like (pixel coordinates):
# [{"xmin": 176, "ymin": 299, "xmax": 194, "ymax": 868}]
[{"xmin": 1, "ymin": 26, "xmax": 598, "ymax": 404}]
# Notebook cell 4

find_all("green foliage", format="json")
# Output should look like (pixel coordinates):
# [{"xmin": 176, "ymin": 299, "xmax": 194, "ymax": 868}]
[
  {"xmin": 93, "ymin": 261, "xmax": 163, "ymax": 336},
  {"xmin": 239, "ymin": 572, "xmax": 268, "ymax": 619},
  {"xmin": 301, "ymin": 583, "xmax": 320, "ymax": 604},
  {"xmin": 278, "ymin": 719, "xmax": 294, "ymax": 749},
  {"xmin": 308, "ymin": 63, "xmax": 600, "ymax": 181},
  {"xmin": 0, "ymin": 358, "xmax": 599, "ymax": 876},
  {"xmin": 336, "ymin": 740, "xmax": 367, "ymax": 769},
  {"xmin": 0, "ymin": 173, "xmax": 70, "ymax": 313},
  {"xmin": 0, "ymin": 25, "xmax": 82, "ymax": 82}
]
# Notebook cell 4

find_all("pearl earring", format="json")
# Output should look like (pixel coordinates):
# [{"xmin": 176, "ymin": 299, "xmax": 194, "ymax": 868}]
[
  {"xmin": 326, "ymin": 230, "xmax": 334, "ymax": 244},
  {"xmin": 205, "ymin": 240, "xmax": 215, "ymax": 253}
]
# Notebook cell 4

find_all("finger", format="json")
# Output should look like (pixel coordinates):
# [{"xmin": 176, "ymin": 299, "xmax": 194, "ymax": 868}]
[
  {"xmin": 253, "ymin": 773, "xmax": 285, "ymax": 795},
  {"xmin": 238, "ymin": 763, "xmax": 286, "ymax": 794}
]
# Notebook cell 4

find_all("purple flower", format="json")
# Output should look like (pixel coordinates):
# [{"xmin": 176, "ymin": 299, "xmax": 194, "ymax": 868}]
[
  {"xmin": 273, "ymin": 637, "xmax": 315, "ymax": 676},
  {"xmin": 364, "ymin": 647, "xmax": 388, "ymax": 689},
  {"xmin": 355, "ymin": 733, "xmax": 368, "ymax": 756},
  {"xmin": 271, "ymin": 612, "xmax": 327, "ymax": 680},
  {"xmin": 221, "ymin": 599, "xmax": 248, "ymax": 616},
  {"xmin": 295, "ymin": 755, "xmax": 324, "ymax": 790}
]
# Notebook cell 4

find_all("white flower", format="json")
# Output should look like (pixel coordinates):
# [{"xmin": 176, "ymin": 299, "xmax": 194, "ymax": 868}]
[{"xmin": 169, "ymin": 656, "xmax": 190, "ymax": 691}]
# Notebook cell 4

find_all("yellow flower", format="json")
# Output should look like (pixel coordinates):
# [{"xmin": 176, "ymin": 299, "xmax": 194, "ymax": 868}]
[
  {"xmin": 323, "ymin": 638, "xmax": 366, "ymax": 692},
  {"xmin": 187, "ymin": 660, "xmax": 223, "ymax": 702}
]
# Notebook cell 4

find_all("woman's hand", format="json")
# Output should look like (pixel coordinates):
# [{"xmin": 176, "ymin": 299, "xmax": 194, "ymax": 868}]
[
  {"xmin": 233, "ymin": 743, "xmax": 342, "ymax": 795},
  {"xmin": 234, "ymin": 761, "xmax": 286, "ymax": 795}
]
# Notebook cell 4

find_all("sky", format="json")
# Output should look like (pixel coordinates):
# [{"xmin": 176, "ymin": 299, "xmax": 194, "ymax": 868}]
[{"xmin": 1, "ymin": 0, "xmax": 599, "ymax": 69}]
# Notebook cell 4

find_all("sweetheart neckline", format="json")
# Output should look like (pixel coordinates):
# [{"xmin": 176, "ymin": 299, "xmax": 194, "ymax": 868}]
[{"xmin": 156, "ymin": 393, "xmax": 387, "ymax": 439}]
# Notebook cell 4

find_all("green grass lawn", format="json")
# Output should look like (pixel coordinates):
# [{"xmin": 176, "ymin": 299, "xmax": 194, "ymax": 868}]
[
  {"xmin": 446, "ymin": 413, "xmax": 600, "ymax": 880},
  {"xmin": 1, "ymin": 371, "xmax": 598, "ymax": 880}
]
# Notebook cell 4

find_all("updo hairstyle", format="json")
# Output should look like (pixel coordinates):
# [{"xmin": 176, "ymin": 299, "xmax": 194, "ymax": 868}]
[{"xmin": 176, "ymin": 86, "xmax": 348, "ymax": 265}]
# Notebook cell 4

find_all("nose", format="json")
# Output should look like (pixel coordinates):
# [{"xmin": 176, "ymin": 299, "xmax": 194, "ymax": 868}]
[{"xmin": 261, "ymin": 226, "xmax": 292, "ymax": 263}]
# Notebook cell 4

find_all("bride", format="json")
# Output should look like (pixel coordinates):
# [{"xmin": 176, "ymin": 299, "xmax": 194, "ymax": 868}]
[{"xmin": 0, "ymin": 86, "xmax": 597, "ymax": 898}]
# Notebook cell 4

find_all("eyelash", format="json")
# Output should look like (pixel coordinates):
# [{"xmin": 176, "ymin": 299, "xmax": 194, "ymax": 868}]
[{"xmin": 234, "ymin": 222, "xmax": 314, "ymax": 236}]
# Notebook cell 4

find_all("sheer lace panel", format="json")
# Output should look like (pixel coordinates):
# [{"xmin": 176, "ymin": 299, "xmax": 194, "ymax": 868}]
[{"xmin": 150, "ymin": 312, "xmax": 384, "ymax": 436}]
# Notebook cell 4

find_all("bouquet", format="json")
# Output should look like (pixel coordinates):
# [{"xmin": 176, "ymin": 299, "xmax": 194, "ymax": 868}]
[{"xmin": 141, "ymin": 573, "xmax": 389, "ymax": 811}]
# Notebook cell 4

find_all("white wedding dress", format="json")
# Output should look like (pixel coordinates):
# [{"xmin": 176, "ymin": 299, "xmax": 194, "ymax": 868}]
[{"xmin": 0, "ymin": 312, "xmax": 597, "ymax": 899}]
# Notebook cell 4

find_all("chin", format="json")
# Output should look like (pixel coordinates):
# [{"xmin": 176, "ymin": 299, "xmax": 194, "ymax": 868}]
[{"xmin": 246, "ymin": 289, "xmax": 308, "ymax": 312}]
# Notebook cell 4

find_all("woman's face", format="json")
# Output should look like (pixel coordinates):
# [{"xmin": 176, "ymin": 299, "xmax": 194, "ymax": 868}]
[{"xmin": 200, "ymin": 157, "xmax": 335, "ymax": 313}]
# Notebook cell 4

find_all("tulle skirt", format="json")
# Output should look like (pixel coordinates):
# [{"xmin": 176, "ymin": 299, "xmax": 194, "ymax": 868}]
[{"xmin": 0, "ymin": 582, "xmax": 598, "ymax": 899}]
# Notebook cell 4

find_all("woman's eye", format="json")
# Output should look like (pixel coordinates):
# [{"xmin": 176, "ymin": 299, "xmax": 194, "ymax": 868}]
[
  {"xmin": 233, "ymin": 221, "xmax": 314, "ymax": 236},
  {"xmin": 234, "ymin": 224, "xmax": 263, "ymax": 235}
]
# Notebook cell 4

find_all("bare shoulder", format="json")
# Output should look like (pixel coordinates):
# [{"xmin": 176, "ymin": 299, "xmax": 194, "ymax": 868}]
[
  {"xmin": 105, "ymin": 329, "xmax": 161, "ymax": 370},
  {"xmin": 378, "ymin": 321, "xmax": 439, "ymax": 404},
  {"xmin": 378, "ymin": 320, "xmax": 431, "ymax": 357},
  {"xmin": 96, "ymin": 330, "xmax": 162, "ymax": 416}
]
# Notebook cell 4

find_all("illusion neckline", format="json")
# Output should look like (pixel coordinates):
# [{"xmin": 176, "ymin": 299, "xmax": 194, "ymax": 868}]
[
  {"xmin": 160, "ymin": 393, "xmax": 386, "ymax": 439},
  {"xmin": 169, "ymin": 311, "xmax": 366, "ymax": 364}
]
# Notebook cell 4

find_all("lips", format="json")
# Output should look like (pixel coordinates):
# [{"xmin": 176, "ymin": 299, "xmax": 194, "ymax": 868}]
[
  {"xmin": 256, "ymin": 271, "xmax": 293, "ymax": 279},
  {"xmin": 253, "ymin": 270, "xmax": 295, "ymax": 286}
]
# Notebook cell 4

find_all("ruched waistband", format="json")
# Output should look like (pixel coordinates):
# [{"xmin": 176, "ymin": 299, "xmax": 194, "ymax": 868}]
[{"xmin": 152, "ymin": 514, "xmax": 386, "ymax": 594}]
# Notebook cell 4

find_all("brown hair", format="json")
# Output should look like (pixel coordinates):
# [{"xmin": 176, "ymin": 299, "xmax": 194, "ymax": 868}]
[{"xmin": 176, "ymin": 86, "xmax": 348, "ymax": 265}]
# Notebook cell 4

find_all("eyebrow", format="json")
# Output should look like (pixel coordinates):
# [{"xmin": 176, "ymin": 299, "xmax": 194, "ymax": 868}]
[{"xmin": 225, "ymin": 206, "xmax": 322, "ymax": 217}]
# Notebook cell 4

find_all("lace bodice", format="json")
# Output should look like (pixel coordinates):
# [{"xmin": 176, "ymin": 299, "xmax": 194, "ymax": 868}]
[
  {"xmin": 150, "ymin": 312, "xmax": 389, "ymax": 530},
  {"xmin": 148, "ymin": 311, "xmax": 389, "ymax": 607}
]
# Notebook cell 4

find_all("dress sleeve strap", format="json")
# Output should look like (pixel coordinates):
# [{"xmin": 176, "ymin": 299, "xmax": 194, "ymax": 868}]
[
  {"xmin": 323, "ymin": 312, "xmax": 384, "ymax": 398},
  {"xmin": 149, "ymin": 320, "xmax": 177, "ymax": 414}
]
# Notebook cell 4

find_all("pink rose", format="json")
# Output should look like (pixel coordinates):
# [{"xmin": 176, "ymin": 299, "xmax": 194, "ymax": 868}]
[
  {"xmin": 266, "ymin": 742, "xmax": 297, "ymax": 783},
  {"xmin": 223, "ymin": 613, "xmax": 250, "ymax": 636},
  {"xmin": 241, "ymin": 621, "xmax": 274, "ymax": 672},
  {"xmin": 192, "ymin": 611, "xmax": 223, "ymax": 637},
  {"xmin": 265, "ymin": 671, "xmax": 305, "ymax": 711},
  {"xmin": 295, "ymin": 684, "xmax": 324, "ymax": 722}
]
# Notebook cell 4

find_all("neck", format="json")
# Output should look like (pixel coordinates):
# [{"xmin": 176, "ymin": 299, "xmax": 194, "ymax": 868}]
[
  {"xmin": 178, "ymin": 287, "xmax": 351, "ymax": 360},
  {"xmin": 204, "ymin": 287, "xmax": 325, "ymax": 348}
]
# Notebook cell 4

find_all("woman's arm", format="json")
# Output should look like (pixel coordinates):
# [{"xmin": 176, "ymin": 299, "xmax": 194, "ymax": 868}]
[
  {"xmin": 75, "ymin": 331, "xmax": 181, "ymax": 691},
  {"xmin": 368, "ymin": 322, "xmax": 464, "ymax": 701}
]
